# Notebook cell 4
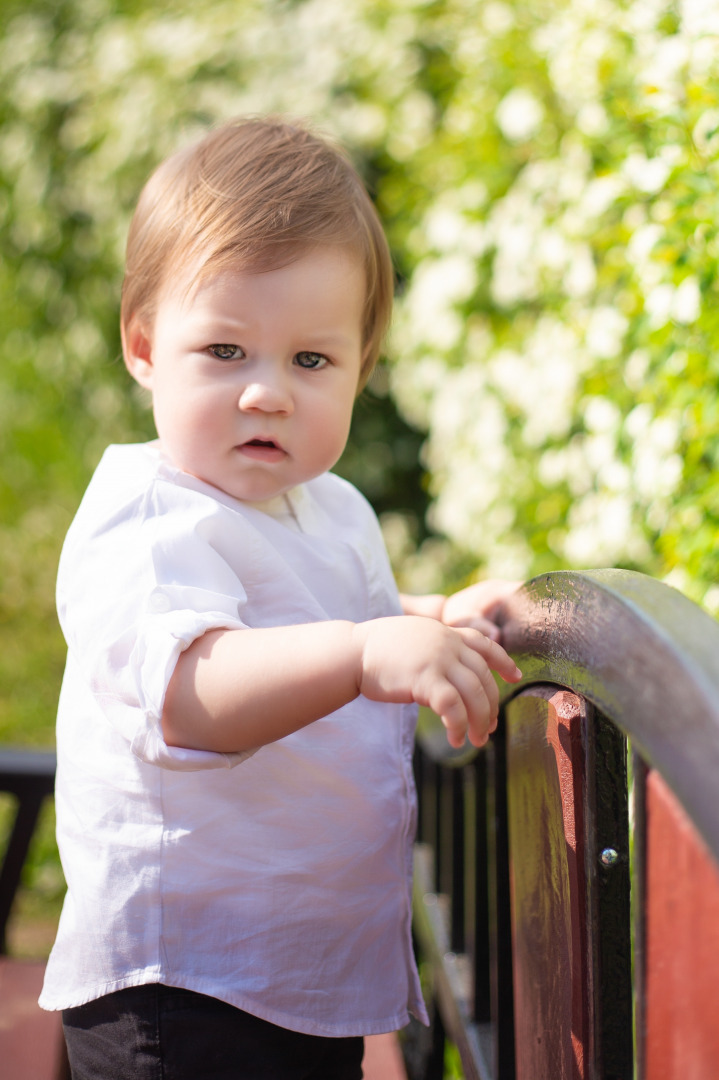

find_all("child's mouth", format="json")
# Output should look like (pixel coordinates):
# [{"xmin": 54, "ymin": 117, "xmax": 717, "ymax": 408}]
[{"xmin": 238, "ymin": 438, "xmax": 286, "ymax": 462}]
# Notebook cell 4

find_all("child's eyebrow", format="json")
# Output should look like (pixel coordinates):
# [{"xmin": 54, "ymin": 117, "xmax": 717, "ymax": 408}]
[
  {"xmin": 188, "ymin": 315, "xmax": 357, "ymax": 351},
  {"xmin": 299, "ymin": 330, "xmax": 358, "ymax": 350},
  {"xmin": 188, "ymin": 315, "xmax": 250, "ymax": 336}
]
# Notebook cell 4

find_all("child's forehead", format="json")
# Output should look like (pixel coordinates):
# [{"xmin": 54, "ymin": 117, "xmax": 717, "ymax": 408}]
[{"xmin": 158, "ymin": 243, "xmax": 367, "ymax": 312}]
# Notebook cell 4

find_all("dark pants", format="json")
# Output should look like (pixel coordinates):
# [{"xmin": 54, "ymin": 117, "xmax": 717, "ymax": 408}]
[{"xmin": 62, "ymin": 984, "xmax": 365, "ymax": 1079}]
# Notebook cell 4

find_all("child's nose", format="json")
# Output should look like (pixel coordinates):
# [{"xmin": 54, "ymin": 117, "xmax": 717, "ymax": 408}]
[{"xmin": 238, "ymin": 377, "xmax": 293, "ymax": 414}]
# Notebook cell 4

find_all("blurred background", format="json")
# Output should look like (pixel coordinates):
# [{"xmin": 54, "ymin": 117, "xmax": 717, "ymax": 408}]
[{"xmin": 1, "ymin": 0, "xmax": 718, "ymax": 960}]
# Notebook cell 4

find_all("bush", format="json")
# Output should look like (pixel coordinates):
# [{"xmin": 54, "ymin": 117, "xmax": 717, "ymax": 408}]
[{"xmin": 1, "ymin": 0, "xmax": 717, "ymax": 746}]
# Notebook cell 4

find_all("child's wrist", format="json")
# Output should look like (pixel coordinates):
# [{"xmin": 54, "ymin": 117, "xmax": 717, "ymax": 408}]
[
  {"xmin": 400, "ymin": 592, "xmax": 446, "ymax": 621},
  {"xmin": 428, "ymin": 594, "xmax": 447, "ymax": 622}
]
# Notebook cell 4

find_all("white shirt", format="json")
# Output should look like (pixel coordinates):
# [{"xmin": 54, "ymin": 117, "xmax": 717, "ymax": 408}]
[{"xmin": 40, "ymin": 442, "xmax": 428, "ymax": 1035}]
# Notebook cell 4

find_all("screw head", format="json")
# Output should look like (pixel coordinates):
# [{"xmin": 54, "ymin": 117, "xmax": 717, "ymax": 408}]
[{"xmin": 600, "ymin": 847, "xmax": 619, "ymax": 867}]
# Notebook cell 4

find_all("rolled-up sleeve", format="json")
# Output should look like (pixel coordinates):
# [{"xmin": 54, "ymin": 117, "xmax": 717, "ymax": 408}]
[{"xmin": 57, "ymin": 474, "xmax": 258, "ymax": 771}]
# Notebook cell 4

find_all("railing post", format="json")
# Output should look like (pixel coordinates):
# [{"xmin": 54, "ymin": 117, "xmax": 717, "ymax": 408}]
[
  {"xmin": 486, "ymin": 715, "xmax": 514, "ymax": 1080},
  {"xmin": 472, "ymin": 753, "xmax": 490, "ymax": 1026},
  {"xmin": 591, "ymin": 712, "xmax": 632, "ymax": 1080},
  {"xmin": 450, "ymin": 768, "xmax": 464, "ymax": 955}
]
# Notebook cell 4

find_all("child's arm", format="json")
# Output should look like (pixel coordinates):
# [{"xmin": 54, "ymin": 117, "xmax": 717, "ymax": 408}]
[
  {"xmin": 162, "ymin": 616, "xmax": 522, "ymax": 756},
  {"xmin": 401, "ymin": 580, "xmax": 521, "ymax": 640}
]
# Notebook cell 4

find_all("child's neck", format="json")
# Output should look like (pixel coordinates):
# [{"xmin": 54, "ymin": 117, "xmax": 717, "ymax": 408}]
[{"xmin": 243, "ymin": 487, "xmax": 305, "ymax": 532}]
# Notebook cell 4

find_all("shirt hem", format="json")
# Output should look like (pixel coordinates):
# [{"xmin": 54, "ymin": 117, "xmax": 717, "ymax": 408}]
[{"xmin": 40, "ymin": 972, "xmax": 418, "ymax": 1037}]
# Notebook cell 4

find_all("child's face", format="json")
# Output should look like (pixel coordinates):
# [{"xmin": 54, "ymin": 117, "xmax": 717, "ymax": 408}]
[{"xmin": 124, "ymin": 246, "xmax": 366, "ymax": 502}]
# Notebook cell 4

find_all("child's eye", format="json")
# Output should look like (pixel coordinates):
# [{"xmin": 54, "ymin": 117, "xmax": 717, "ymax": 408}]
[
  {"xmin": 209, "ymin": 344, "xmax": 243, "ymax": 361},
  {"xmin": 295, "ymin": 351, "xmax": 328, "ymax": 370}
]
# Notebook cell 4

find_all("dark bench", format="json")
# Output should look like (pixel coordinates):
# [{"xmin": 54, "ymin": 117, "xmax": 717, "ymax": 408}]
[
  {"xmin": 409, "ymin": 569, "xmax": 719, "ymax": 1079},
  {"xmin": 0, "ymin": 749, "xmax": 69, "ymax": 1080}
]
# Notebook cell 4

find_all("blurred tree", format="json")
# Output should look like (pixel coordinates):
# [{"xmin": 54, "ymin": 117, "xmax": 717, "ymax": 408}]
[
  {"xmin": 1, "ymin": 0, "xmax": 718, "ymax": 757},
  {"xmin": 0, "ymin": 0, "xmax": 431, "ymax": 743}
]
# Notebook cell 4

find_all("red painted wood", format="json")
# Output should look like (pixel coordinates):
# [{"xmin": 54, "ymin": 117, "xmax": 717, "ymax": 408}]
[
  {"xmin": 363, "ymin": 1032, "xmax": 407, "ymax": 1080},
  {"xmin": 644, "ymin": 770, "xmax": 719, "ymax": 1080},
  {"xmin": 0, "ymin": 958, "xmax": 67, "ymax": 1080},
  {"xmin": 506, "ymin": 688, "xmax": 590, "ymax": 1080}
]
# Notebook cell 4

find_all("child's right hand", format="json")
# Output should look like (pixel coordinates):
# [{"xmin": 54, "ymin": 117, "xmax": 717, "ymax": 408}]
[{"xmin": 352, "ymin": 616, "xmax": 522, "ymax": 749}]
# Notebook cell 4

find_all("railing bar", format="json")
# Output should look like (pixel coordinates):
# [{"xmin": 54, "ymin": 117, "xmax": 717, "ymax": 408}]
[
  {"xmin": 473, "ymin": 752, "xmax": 491, "ymax": 1024},
  {"xmin": 594, "ymin": 712, "xmax": 633, "ymax": 1080},
  {"xmin": 426, "ymin": 1002, "xmax": 446, "ymax": 1080},
  {"xmin": 450, "ymin": 768, "xmax": 465, "ymax": 954},
  {"xmin": 489, "ymin": 715, "xmax": 515, "ymax": 1079},
  {"xmin": 0, "ymin": 791, "xmax": 45, "ymax": 955},
  {"xmin": 631, "ymin": 750, "xmax": 648, "ymax": 1080},
  {"xmin": 463, "ymin": 767, "xmax": 476, "ymax": 985},
  {"xmin": 433, "ymin": 761, "xmax": 442, "ymax": 895}
]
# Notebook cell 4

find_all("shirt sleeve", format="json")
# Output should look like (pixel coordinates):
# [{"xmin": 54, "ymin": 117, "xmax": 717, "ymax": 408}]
[{"xmin": 57, "ymin": 476, "xmax": 257, "ymax": 772}]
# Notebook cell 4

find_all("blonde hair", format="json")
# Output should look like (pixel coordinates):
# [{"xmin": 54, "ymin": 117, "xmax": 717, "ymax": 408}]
[{"xmin": 121, "ymin": 117, "xmax": 393, "ymax": 387}]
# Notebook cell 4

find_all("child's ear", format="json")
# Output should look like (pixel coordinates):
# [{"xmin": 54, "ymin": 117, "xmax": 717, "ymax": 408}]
[{"xmin": 122, "ymin": 317, "xmax": 154, "ymax": 389}]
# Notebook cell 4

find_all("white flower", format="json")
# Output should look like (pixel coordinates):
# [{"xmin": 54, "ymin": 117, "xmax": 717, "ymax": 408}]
[
  {"xmin": 627, "ymin": 411, "xmax": 683, "ymax": 499},
  {"xmin": 564, "ymin": 244, "xmax": 596, "ymax": 297},
  {"xmin": 680, "ymin": 0, "xmax": 719, "ymax": 36},
  {"xmin": 628, "ymin": 223, "xmax": 664, "ymax": 262},
  {"xmin": 689, "ymin": 34, "xmax": 719, "ymax": 79},
  {"xmin": 644, "ymin": 278, "xmax": 701, "ymax": 326},
  {"xmin": 389, "ymin": 353, "xmax": 447, "ymax": 431},
  {"xmin": 537, "ymin": 229, "xmax": 570, "ymax": 270},
  {"xmin": 622, "ymin": 152, "xmax": 671, "ymax": 194},
  {"xmin": 584, "ymin": 397, "xmax": 621, "ymax": 433},
  {"xmin": 693, "ymin": 108, "xmax": 719, "ymax": 156},
  {"xmin": 644, "ymin": 283, "xmax": 675, "ymax": 328},
  {"xmin": 482, "ymin": 2, "xmax": 515, "ymax": 34},
  {"xmin": 496, "ymin": 88, "xmax": 544, "ymax": 142},
  {"xmin": 638, "ymin": 33, "xmax": 689, "ymax": 91},
  {"xmin": 585, "ymin": 307, "xmax": 628, "ymax": 358},
  {"xmin": 624, "ymin": 350, "xmax": 650, "ymax": 391},
  {"xmin": 486, "ymin": 318, "xmax": 582, "ymax": 445},
  {"xmin": 401, "ymin": 254, "xmax": 477, "ymax": 350},
  {"xmin": 576, "ymin": 102, "xmax": 610, "ymax": 136},
  {"xmin": 576, "ymin": 174, "xmax": 625, "ymax": 221},
  {"xmin": 563, "ymin": 492, "xmax": 646, "ymax": 566},
  {"xmin": 673, "ymin": 276, "xmax": 701, "ymax": 323},
  {"xmin": 702, "ymin": 585, "xmax": 719, "ymax": 616},
  {"xmin": 424, "ymin": 207, "xmax": 467, "ymax": 252}
]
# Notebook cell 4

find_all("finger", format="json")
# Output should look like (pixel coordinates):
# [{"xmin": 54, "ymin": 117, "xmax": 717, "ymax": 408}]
[
  {"xmin": 443, "ymin": 613, "xmax": 501, "ymax": 640},
  {"xmin": 455, "ymin": 631, "xmax": 514, "ymax": 716},
  {"xmin": 427, "ymin": 680, "xmax": 469, "ymax": 748},
  {"xmin": 456, "ymin": 645, "xmax": 499, "ymax": 718},
  {"xmin": 460, "ymin": 660, "xmax": 499, "ymax": 745},
  {"xmin": 443, "ymin": 660, "xmax": 496, "ymax": 748},
  {"xmin": 454, "ymin": 627, "xmax": 522, "ymax": 682}
]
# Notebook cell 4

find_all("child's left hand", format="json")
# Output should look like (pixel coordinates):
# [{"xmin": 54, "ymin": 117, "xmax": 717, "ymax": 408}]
[
  {"xmin": 401, "ymin": 580, "xmax": 521, "ymax": 642},
  {"xmin": 440, "ymin": 580, "xmax": 521, "ymax": 641}
]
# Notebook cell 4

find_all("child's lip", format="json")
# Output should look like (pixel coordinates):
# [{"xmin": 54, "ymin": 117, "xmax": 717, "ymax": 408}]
[{"xmin": 236, "ymin": 437, "xmax": 287, "ymax": 461}]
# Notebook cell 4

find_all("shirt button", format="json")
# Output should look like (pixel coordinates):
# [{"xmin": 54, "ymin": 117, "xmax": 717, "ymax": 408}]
[{"xmin": 148, "ymin": 589, "xmax": 172, "ymax": 614}]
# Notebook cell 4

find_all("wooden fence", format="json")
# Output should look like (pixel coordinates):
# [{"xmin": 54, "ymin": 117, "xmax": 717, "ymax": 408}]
[{"xmin": 410, "ymin": 569, "xmax": 719, "ymax": 1080}]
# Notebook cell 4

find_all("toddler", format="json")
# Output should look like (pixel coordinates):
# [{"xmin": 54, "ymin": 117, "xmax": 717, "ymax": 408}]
[{"xmin": 40, "ymin": 117, "xmax": 521, "ymax": 1079}]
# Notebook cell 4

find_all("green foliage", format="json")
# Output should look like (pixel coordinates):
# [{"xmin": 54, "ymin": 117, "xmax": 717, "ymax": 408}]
[
  {"xmin": 444, "ymin": 1040, "xmax": 465, "ymax": 1080},
  {"xmin": 382, "ymin": 0, "xmax": 719, "ymax": 608},
  {"xmin": 0, "ymin": 0, "xmax": 432, "ymax": 744}
]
